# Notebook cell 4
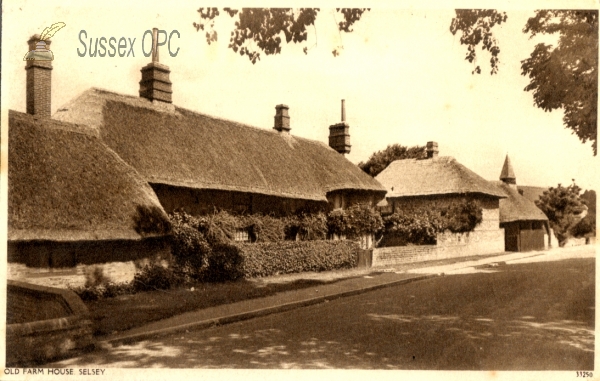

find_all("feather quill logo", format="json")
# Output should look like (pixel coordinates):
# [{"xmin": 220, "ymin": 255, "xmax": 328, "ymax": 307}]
[{"xmin": 24, "ymin": 22, "xmax": 66, "ymax": 61}]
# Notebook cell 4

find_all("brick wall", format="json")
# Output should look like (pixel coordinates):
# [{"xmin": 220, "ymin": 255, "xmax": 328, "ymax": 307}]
[
  {"xmin": 436, "ymin": 229, "xmax": 505, "ymax": 257},
  {"xmin": 372, "ymin": 245, "xmax": 438, "ymax": 266},
  {"xmin": 6, "ymin": 280, "xmax": 94, "ymax": 366},
  {"xmin": 373, "ymin": 229, "xmax": 505, "ymax": 267}
]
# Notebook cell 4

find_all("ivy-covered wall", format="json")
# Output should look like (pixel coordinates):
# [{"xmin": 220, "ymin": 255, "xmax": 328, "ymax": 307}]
[{"xmin": 389, "ymin": 194, "xmax": 500, "ymax": 231}]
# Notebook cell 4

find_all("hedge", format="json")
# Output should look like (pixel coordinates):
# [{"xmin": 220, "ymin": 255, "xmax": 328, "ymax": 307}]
[{"xmin": 236, "ymin": 240, "xmax": 360, "ymax": 278}]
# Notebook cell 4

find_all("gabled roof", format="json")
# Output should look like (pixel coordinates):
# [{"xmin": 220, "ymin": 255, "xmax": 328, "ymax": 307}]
[
  {"xmin": 375, "ymin": 156, "xmax": 506, "ymax": 198},
  {"xmin": 499, "ymin": 154, "xmax": 516, "ymax": 181},
  {"xmin": 8, "ymin": 111, "xmax": 170, "ymax": 242},
  {"xmin": 55, "ymin": 88, "xmax": 386, "ymax": 202},
  {"xmin": 493, "ymin": 182, "xmax": 548, "ymax": 223}
]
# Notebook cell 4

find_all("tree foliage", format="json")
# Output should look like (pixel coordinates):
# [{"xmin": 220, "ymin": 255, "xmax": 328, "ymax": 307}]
[
  {"xmin": 451, "ymin": 10, "xmax": 598, "ymax": 155},
  {"xmin": 358, "ymin": 144, "xmax": 426, "ymax": 177},
  {"xmin": 193, "ymin": 8, "xmax": 369, "ymax": 63},
  {"xmin": 521, "ymin": 11, "xmax": 598, "ymax": 155},
  {"xmin": 535, "ymin": 182, "xmax": 588, "ymax": 245},
  {"xmin": 449, "ymin": 10, "xmax": 508, "ymax": 74}
]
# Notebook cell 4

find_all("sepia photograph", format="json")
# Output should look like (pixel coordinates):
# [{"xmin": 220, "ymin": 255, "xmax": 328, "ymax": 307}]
[{"xmin": 1, "ymin": 1, "xmax": 597, "ymax": 379}]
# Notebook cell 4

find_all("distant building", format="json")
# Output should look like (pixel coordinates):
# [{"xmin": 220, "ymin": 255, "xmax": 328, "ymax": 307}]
[
  {"xmin": 493, "ymin": 155, "xmax": 551, "ymax": 252},
  {"xmin": 373, "ymin": 142, "xmax": 506, "ymax": 265}
]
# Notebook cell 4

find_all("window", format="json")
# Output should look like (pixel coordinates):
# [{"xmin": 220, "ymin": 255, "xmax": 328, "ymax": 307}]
[{"xmin": 234, "ymin": 228, "xmax": 250, "ymax": 242}]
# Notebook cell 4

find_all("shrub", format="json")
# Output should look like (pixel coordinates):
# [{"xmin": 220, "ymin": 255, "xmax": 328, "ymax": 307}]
[
  {"xmin": 70, "ymin": 281, "xmax": 133, "ymax": 301},
  {"xmin": 170, "ymin": 223, "xmax": 211, "ymax": 280},
  {"xmin": 327, "ymin": 204, "xmax": 383, "ymax": 237},
  {"xmin": 201, "ymin": 240, "xmax": 244, "ymax": 282},
  {"xmin": 237, "ymin": 240, "xmax": 359, "ymax": 278},
  {"xmin": 244, "ymin": 214, "xmax": 286, "ymax": 242},
  {"xmin": 571, "ymin": 214, "xmax": 596, "ymax": 238},
  {"xmin": 132, "ymin": 263, "xmax": 180, "ymax": 292},
  {"xmin": 83, "ymin": 266, "xmax": 110, "ymax": 288},
  {"xmin": 443, "ymin": 200, "xmax": 483, "ymax": 233},
  {"xmin": 380, "ymin": 199, "xmax": 483, "ymax": 246},
  {"xmin": 382, "ymin": 211, "xmax": 440, "ymax": 246}
]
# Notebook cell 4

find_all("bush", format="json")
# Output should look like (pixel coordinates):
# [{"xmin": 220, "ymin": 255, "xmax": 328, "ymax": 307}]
[
  {"xmin": 382, "ymin": 211, "xmax": 440, "ymax": 246},
  {"xmin": 202, "ymin": 240, "xmax": 244, "ymax": 282},
  {"xmin": 380, "ymin": 199, "xmax": 483, "ymax": 246},
  {"xmin": 443, "ymin": 200, "xmax": 483, "ymax": 233},
  {"xmin": 70, "ymin": 281, "xmax": 133, "ymax": 301},
  {"xmin": 237, "ymin": 240, "xmax": 359, "ymax": 278},
  {"xmin": 170, "ymin": 223, "xmax": 211, "ymax": 280},
  {"xmin": 326, "ymin": 204, "xmax": 383, "ymax": 238},
  {"xmin": 83, "ymin": 266, "xmax": 110, "ymax": 288},
  {"xmin": 245, "ymin": 214, "xmax": 286, "ymax": 242},
  {"xmin": 132, "ymin": 263, "xmax": 180, "ymax": 292},
  {"xmin": 571, "ymin": 214, "xmax": 596, "ymax": 237}
]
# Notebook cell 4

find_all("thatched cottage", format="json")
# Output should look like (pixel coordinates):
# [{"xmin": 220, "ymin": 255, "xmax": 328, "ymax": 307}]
[
  {"xmin": 7, "ymin": 112, "xmax": 171, "ymax": 268},
  {"xmin": 8, "ymin": 35, "xmax": 172, "ymax": 271},
  {"xmin": 492, "ymin": 155, "xmax": 550, "ymax": 252},
  {"xmin": 372, "ymin": 142, "xmax": 506, "ymax": 264},
  {"xmin": 54, "ymin": 51, "xmax": 386, "ymax": 217}
]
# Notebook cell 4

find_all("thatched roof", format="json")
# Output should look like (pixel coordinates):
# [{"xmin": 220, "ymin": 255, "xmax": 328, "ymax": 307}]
[
  {"xmin": 518, "ymin": 185, "xmax": 549, "ymax": 204},
  {"xmin": 493, "ymin": 182, "xmax": 548, "ymax": 223},
  {"xmin": 8, "ymin": 111, "xmax": 170, "ymax": 242},
  {"xmin": 55, "ymin": 88, "xmax": 386, "ymax": 202},
  {"xmin": 375, "ymin": 156, "xmax": 506, "ymax": 199}
]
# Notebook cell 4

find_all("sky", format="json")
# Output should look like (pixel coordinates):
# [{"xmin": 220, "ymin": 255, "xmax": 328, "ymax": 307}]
[{"xmin": 2, "ymin": 0, "xmax": 598, "ymax": 195}]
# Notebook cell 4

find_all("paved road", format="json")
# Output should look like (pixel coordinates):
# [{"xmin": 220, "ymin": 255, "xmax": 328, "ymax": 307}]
[{"xmin": 53, "ymin": 257, "xmax": 594, "ymax": 370}]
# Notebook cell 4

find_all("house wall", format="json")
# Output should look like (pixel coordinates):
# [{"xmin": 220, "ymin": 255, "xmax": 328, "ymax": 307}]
[
  {"xmin": 152, "ymin": 184, "xmax": 381, "ymax": 217},
  {"xmin": 372, "ymin": 194, "xmax": 505, "ymax": 266},
  {"xmin": 7, "ymin": 238, "xmax": 170, "ymax": 288},
  {"xmin": 325, "ymin": 190, "xmax": 382, "ymax": 210}
]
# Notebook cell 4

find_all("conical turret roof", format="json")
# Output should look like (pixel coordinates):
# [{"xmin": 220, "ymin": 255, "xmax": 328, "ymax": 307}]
[{"xmin": 500, "ymin": 154, "xmax": 516, "ymax": 182}]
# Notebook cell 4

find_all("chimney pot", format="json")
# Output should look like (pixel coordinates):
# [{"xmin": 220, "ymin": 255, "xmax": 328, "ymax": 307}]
[
  {"xmin": 26, "ymin": 34, "xmax": 53, "ymax": 118},
  {"xmin": 139, "ymin": 27, "xmax": 173, "ymax": 103},
  {"xmin": 426, "ymin": 141, "xmax": 439, "ymax": 158},
  {"xmin": 273, "ymin": 104, "xmax": 291, "ymax": 133}
]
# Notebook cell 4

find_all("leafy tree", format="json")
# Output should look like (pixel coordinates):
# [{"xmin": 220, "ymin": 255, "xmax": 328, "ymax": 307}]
[
  {"xmin": 573, "ymin": 189, "xmax": 596, "ymax": 237},
  {"xmin": 449, "ymin": 10, "xmax": 508, "ymax": 74},
  {"xmin": 358, "ymin": 144, "xmax": 425, "ymax": 177},
  {"xmin": 451, "ymin": 10, "xmax": 598, "ymax": 155},
  {"xmin": 193, "ymin": 8, "xmax": 369, "ymax": 63},
  {"xmin": 535, "ymin": 181, "xmax": 588, "ymax": 246}
]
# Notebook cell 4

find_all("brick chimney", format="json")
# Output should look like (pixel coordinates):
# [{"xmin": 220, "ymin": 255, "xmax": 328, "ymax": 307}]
[
  {"xmin": 426, "ymin": 141, "xmax": 438, "ymax": 158},
  {"xmin": 328, "ymin": 99, "xmax": 351, "ymax": 155},
  {"xmin": 26, "ymin": 35, "xmax": 52, "ymax": 118},
  {"xmin": 273, "ymin": 104, "xmax": 290, "ymax": 133},
  {"xmin": 139, "ymin": 28, "xmax": 173, "ymax": 103}
]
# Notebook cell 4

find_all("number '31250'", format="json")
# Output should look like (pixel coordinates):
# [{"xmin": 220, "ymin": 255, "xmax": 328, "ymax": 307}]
[{"xmin": 577, "ymin": 371, "xmax": 593, "ymax": 377}]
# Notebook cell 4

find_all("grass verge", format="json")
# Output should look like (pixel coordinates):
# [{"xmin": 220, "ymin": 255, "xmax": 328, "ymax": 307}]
[{"xmin": 87, "ymin": 252, "xmax": 505, "ymax": 337}]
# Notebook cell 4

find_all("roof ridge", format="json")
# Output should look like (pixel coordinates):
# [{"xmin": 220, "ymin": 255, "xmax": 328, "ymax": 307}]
[{"xmin": 86, "ymin": 88, "xmax": 331, "ymax": 146}]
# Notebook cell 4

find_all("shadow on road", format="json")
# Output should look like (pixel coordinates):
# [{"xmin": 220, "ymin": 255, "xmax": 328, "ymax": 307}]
[{"xmin": 52, "ymin": 258, "xmax": 594, "ymax": 370}]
